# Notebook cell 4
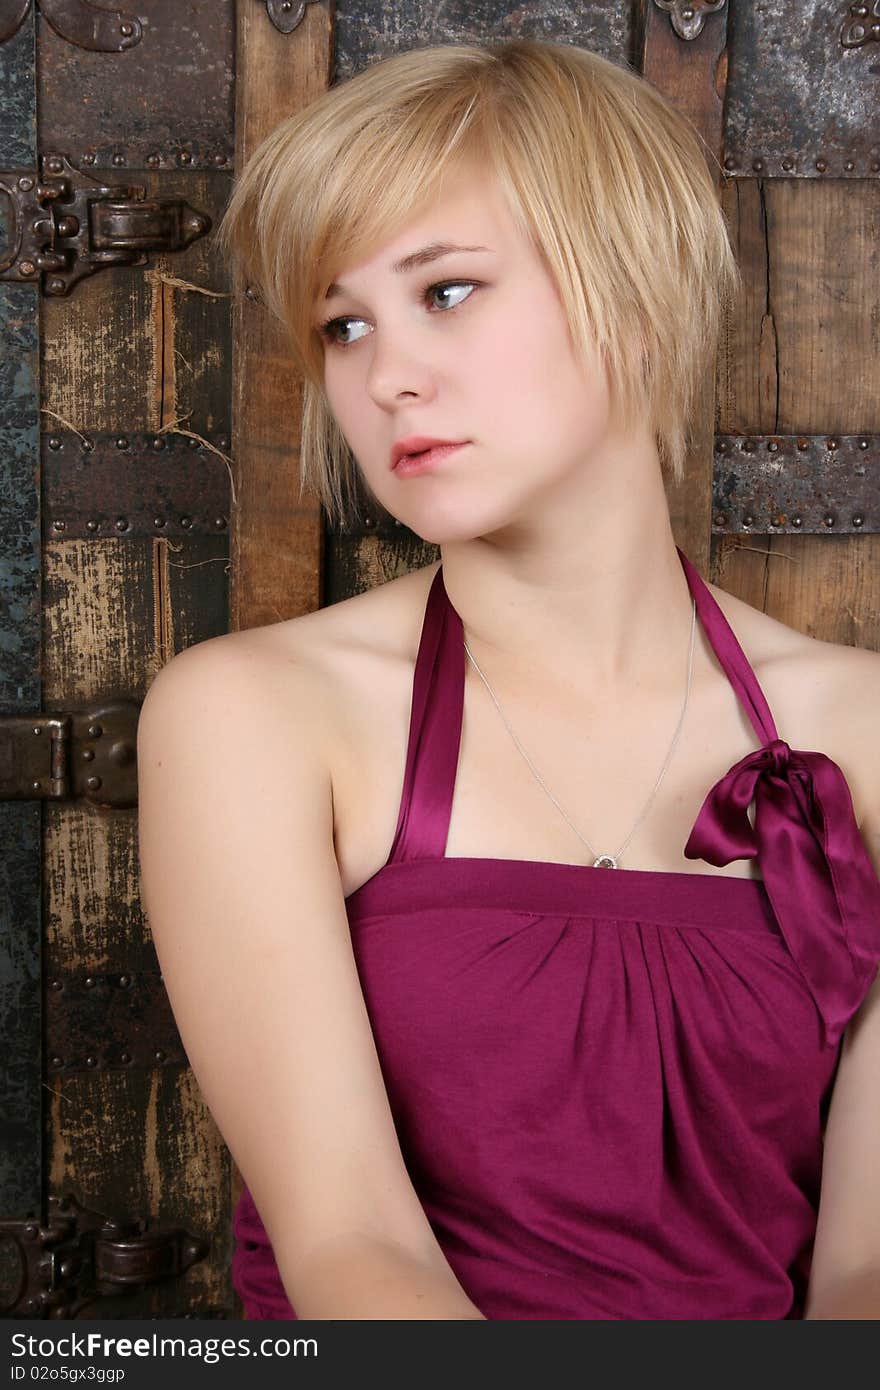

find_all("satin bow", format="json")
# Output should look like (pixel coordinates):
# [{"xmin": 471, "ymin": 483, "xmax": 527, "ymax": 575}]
[{"xmin": 684, "ymin": 738, "xmax": 880, "ymax": 1048}]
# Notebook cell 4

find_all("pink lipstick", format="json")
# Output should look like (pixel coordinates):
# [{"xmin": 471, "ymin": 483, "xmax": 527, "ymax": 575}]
[{"xmin": 391, "ymin": 435, "xmax": 468, "ymax": 475}]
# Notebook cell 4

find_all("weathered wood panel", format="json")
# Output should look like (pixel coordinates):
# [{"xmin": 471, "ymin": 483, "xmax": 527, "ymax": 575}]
[
  {"xmin": 642, "ymin": 1, "xmax": 729, "ymax": 572},
  {"xmin": 37, "ymin": 0, "xmax": 235, "ymax": 174},
  {"xmin": 41, "ymin": 172, "xmax": 232, "ymax": 435},
  {"xmin": 38, "ymin": 113, "xmax": 233, "ymax": 1323},
  {"xmin": 229, "ymin": 2, "xmax": 331, "ymax": 633},
  {"xmin": 226, "ymin": 0, "xmax": 335, "ymax": 1316},
  {"xmin": 41, "ymin": 529, "xmax": 230, "ymax": 1314},
  {"xmin": 46, "ymin": 1069, "xmax": 229, "ymax": 1318},
  {"xmin": 713, "ymin": 177, "xmax": 880, "ymax": 652}
]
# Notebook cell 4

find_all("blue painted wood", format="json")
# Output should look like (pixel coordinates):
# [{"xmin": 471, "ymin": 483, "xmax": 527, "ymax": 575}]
[
  {"xmin": 0, "ymin": 5, "xmax": 42, "ymax": 1221},
  {"xmin": 0, "ymin": 6, "xmax": 36, "ymax": 162}
]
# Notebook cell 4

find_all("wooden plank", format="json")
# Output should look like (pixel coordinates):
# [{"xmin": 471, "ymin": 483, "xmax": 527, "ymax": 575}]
[
  {"xmin": 41, "ymin": 532, "xmax": 230, "ymax": 1314},
  {"xmin": 642, "ymin": 1, "xmax": 732, "ymax": 574},
  {"xmin": 712, "ymin": 177, "xmax": 880, "ymax": 651},
  {"xmin": 40, "ymin": 174, "xmax": 233, "ymax": 1316},
  {"xmin": 39, "ymin": 4, "xmax": 331, "ymax": 1318},
  {"xmin": 229, "ymin": 2, "xmax": 332, "ymax": 631},
  {"xmin": 227, "ymin": 0, "xmax": 334, "ymax": 1314}
]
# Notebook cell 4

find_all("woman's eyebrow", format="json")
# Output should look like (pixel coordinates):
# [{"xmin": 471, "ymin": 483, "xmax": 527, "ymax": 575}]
[{"xmin": 323, "ymin": 243, "xmax": 492, "ymax": 302}]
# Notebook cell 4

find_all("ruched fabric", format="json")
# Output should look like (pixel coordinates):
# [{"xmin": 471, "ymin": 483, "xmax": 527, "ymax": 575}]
[{"xmin": 233, "ymin": 546, "xmax": 880, "ymax": 1320}]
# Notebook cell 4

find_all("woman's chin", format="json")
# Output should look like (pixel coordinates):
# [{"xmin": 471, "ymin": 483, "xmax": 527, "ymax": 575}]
[
  {"xmin": 377, "ymin": 487, "xmax": 527, "ymax": 546},
  {"xmin": 402, "ymin": 514, "xmax": 501, "ymax": 547}
]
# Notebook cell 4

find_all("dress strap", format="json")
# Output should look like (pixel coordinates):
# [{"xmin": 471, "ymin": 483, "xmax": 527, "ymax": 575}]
[
  {"xmin": 678, "ymin": 545, "xmax": 880, "ymax": 1047},
  {"xmin": 677, "ymin": 546, "xmax": 777, "ymax": 745},
  {"xmin": 386, "ymin": 565, "xmax": 464, "ymax": 864}
]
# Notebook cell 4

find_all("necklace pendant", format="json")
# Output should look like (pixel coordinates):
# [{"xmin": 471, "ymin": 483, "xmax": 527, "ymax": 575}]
[{"xmin": 593, "ymin": 854, "xmax": 618, "ymax": 869}]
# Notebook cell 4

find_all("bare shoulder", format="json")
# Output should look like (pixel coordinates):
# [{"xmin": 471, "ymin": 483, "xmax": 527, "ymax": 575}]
[
  {"xmin": 144, "ymin": 558, "xmax": 440, "ymax": 770},
  {"xmin": 198, "ymin": 560, "xmax": 439, "ymax": 696},
  {"xmin": 707, "ymin": 576, "xmax": 880, "ymax": 829},
  {"xmin": 254, "ymin": 560, "xmax": 439, "ymax": 665}
]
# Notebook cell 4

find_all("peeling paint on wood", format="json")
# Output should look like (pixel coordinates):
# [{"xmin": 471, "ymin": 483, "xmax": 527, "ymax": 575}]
[{"xmin": 0, "ymin": 4, "xmax": 36, "ymax": 165}]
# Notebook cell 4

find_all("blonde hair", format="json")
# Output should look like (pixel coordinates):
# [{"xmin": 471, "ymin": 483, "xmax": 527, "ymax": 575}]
[{"xmin": 217, "ymin": 38, "xmax": 741, "ymax": 530}]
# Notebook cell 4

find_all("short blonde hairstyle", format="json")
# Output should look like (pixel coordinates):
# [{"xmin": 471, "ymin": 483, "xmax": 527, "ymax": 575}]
[{"xmin": 217, "ymin": 38, "xmax": 741, "ymax": 530}]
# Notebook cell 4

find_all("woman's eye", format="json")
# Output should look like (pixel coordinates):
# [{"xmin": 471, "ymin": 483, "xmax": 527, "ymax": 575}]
[
  {"xmin": 318, "ymin": 280, "xmax": 477, "ymax": 348},
  {"xmin": 319, "ymin": 317, "xmax": 370, "ymax": 347},
  {"xmin": 427, "ymin": 280, "xmax": 476, "ymax": 311}
]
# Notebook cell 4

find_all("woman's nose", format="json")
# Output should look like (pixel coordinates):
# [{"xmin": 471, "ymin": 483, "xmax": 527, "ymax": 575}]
[{"xmin": 364, "ymin": 330, "xmax": 438, "ymax": 408}]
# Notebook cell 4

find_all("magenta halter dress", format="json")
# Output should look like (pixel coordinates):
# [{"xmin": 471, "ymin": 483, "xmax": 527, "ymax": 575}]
[{"xmin": 232, "ymin": 545, "xmax": 880, "ymax": 1320}]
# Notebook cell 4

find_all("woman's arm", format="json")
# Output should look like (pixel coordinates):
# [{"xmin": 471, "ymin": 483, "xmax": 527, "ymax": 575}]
[
  {"xmin": 136, "ymin": 636, "xmax": 485, "ymax": 1320},
  {"xmin": 802, "ymin": 801, "xmax": 880, "ymax": 1320},
  {"xmin": 290, "ymin": 1233, "xmax": 486, "ymax": 1319}
]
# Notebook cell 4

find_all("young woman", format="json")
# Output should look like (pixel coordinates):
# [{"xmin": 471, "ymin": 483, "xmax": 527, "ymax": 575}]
[{"xmin": 137, "ymin": 39, "xmax": 880, "ymax": 1320}]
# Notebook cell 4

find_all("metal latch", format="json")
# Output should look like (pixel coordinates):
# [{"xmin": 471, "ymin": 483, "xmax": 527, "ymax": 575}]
[
  {"xmin": 0, "ymin": 697, "xmax": 139, "ymax": 807},
  {"xmin": 0, "ymin": 152, "xmax": 211, "ymax": 296},
  {"xmin": 0, "ymin": 1194, "xmax": 209, "ymax": 1318}
]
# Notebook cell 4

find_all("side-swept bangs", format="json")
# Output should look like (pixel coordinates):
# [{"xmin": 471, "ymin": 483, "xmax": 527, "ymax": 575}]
[{"xmin": 217, "ymin": 39, "xmax": 742, "ymax": 530}]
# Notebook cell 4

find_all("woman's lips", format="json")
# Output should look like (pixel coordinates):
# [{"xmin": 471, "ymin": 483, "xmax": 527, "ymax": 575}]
[{"xmin": 393, "ymin": 442, "xmax": 467, "ymax": 476}]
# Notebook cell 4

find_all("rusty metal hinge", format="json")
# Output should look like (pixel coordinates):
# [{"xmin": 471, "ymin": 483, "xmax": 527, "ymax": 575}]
[
  {"xmin": 0, "ymin": 152, "xmax": 210, "ymax": 296},
  {"xmin": 264, "ymin": 0, "xmax": 322, "ymax": 34},
  {"xmin": 0, "ymin": 697, "xmax": 139, "ymax": 807},
  {"xmin": 0, "ymin": 1, "xmax": 142, "ymax": 51},
  {"xmin": 652, "ymin": 0, "xmax": 726, "ymax": 42},
  {"xmin": 0, "ymin": 1194, "xmax": 209, "ymax": 1318}
]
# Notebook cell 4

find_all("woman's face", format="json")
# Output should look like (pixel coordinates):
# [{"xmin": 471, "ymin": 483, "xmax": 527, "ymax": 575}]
[{"xmin": 313, "ymin": 160, "xmax": 616, "ymax": 543}]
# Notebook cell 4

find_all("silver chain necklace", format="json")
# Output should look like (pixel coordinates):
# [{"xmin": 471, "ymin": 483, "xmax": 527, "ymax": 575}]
[{"xmin": 461, "ymin": 596, "xmax": 698, "ymax": 869}]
